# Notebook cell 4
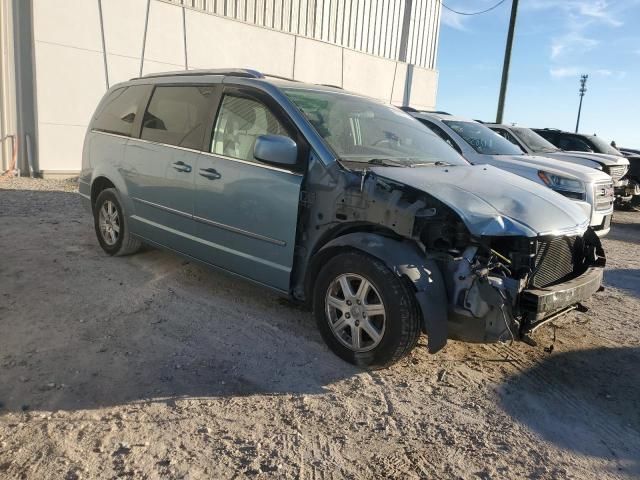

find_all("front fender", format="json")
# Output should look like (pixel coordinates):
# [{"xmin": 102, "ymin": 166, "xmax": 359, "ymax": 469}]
[{"xmin": 316, "ymin": 233, "xmax": 449, "ymax": 353}]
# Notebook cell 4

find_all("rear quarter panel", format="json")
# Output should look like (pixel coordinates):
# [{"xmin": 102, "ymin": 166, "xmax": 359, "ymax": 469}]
[{"xmin": 80, "ymin": 131, "xmax": 132, "ymax": 214}]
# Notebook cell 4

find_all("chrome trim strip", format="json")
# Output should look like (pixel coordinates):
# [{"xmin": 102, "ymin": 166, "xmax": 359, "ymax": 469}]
[
  {"xmin": 91, "ymin": 129, "xmax": 303, "ymax": 176},
  {"xmin": 92, "ymin": 130, "xmax": 131, "ymax": 140},
  {"xmin": 128, "ymin": 135, "xmax": 203, "ymax": 156},
  {"xmin": 193, "ymin": 215, "xmax": 286, "ymax": 247},
  {"xmin": 130, "ymin": 215, "xmax": 290, "ymax": 272},
  {"xmin": 199, "ymin": 150, "xmax": 303, "ymax": 176},
  {"xmin": 132, "ymin": 196, "xmax": 192, "ymax": 220},
  {"xmin": 131, "ymin": 197, "xmax": 286, "ymax": 246}
]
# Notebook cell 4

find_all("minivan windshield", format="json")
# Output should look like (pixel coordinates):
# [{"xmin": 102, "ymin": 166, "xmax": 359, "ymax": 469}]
[
  {"xmin": 511, "ymin": 127, "xmax": 559, "ymax": 153},
  {"xmin": 283, "ymin": 88, "xmax": 469, "ymax": 167},
  {"xmin": 444, "ymin": 120, "xmax": 524, "ymax": 156}
]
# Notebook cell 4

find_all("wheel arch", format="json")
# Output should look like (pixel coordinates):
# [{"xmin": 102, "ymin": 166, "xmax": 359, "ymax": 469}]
[
  {"xmin": 89, "ymin": 166, "xmax": 131, "ymax": 213},
  {"xmin": 90, "ymin": 176, "xmax": 116, "ymax": 209},
  {"xmin": 306, "ymin": 231, "xmax": 450, "ymax": 353}
]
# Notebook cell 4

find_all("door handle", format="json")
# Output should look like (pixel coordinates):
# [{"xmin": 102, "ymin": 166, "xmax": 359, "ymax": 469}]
[
  {"xmin": 172, "ymin": 161, "xmax": 192, "ymax": 173},
  {"xmin": 199, "ymin": 167, "xmax": 221, "ymax": 180}
]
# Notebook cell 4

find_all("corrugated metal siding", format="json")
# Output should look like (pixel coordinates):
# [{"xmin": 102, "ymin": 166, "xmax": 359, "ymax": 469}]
[{"xmin": 167, "ymin": 0, "xmax": 440, "ymax": 69}]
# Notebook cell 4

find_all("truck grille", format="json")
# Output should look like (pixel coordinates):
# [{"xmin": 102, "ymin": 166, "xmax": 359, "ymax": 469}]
[
  {"xmin": 530, "ymin": 236, "xmax": 577, "ymax": 288},
  {"xmin": 594, "ymin": 181, "xmax": 614, "ymax": 211},
  {"xmin": 605, "ymin": 165, "xmax": 628, "ymax": 183}
]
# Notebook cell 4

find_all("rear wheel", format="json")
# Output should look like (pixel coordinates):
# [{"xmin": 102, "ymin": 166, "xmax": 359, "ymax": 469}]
[
  {"xmin": 93, "ymin": 188, "xmax": 141, "ymax": 256},
  {"xmin": 313, "ymin": 251, "xmax": 422, "ymax": 368}
]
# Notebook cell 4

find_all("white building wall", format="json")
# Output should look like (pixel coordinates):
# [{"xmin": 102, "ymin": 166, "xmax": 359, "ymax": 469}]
[
  {"xmin": 30, "ymin": 0, "xmax": 439, "ymax": 175},
  {"xmin": 168, "ymin": 0, "xmax": 442, "ymax": 70}
]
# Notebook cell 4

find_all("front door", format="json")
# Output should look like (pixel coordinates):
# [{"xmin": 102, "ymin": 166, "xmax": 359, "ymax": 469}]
[
  {"xmin": 122, "ymin": 84, "xmax": 217, "ymax": 252},
  {"xmin": 193, "ymin": 88, "xmax": 305, "ymax": 291}
]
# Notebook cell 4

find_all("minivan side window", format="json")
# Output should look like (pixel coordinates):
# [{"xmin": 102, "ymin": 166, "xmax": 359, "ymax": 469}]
[
  {"xmin": 141, "ymin": 86, "xmax": 215, "ymax": 150},
  {"xmin": 92, "ymin": 86, "xmax": 148, "ymax": 137},
  {"xmin": 211, "ymin": 95, "xmax": 290, "ymax": 162}
]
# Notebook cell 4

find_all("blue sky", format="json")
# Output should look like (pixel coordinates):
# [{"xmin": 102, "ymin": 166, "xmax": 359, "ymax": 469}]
[{"xmin": 436, "ymin": 0, "xmax": 640, "ymax": 147}]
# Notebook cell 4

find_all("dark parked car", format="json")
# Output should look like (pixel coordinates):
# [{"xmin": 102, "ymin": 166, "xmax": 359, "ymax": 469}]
[{"xmin": 534, "ymin": 129, "xmax": 640, "ymax": 206}]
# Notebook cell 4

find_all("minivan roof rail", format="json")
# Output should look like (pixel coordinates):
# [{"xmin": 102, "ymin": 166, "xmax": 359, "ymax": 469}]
[
  {"xmin": 263, "ymin": 73, "xmax": 300, "ymax": 82},
  {"xmin": 138, "ymin": 68, "xmax": 266, "ymax": 80},
  {"xmin": 398, "ymin": 106, "xmax": 419, "ymax": 112}
]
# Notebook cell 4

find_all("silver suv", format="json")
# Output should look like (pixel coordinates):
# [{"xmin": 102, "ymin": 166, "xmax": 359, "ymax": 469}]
[
  {"xmin": 80, "ymin": 69, "xmax": 605, "ymax": 367},
  {"xmin": 408, "ymin": 112, "xmax": 615, "ymax": 236},
  {"xmin": 487, "ymin": 123, "xmax": 632, "ymax": 206}
]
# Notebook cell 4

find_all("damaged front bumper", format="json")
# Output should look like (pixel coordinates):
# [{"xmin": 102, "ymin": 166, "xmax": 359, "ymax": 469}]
[
  {"xmin": 438, "ymin": 232, "xmax": 606, "ymax": 351},
  {"xmin": 520, "ymin": 265, "xmax": 603, "ymax": 324},
  {"xmin": 444, "ymin": 264, "xmax": 604, "ymax": 347}
]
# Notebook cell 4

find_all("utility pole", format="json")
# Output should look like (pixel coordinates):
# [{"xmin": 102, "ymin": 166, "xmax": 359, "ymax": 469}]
[
  {"xmin": 496, "ymin": 0, "xmax": 519, "ymax": 124},
  {"xmin": 575, "ymin": 74, "xmax": 588, "ymax": 133}
]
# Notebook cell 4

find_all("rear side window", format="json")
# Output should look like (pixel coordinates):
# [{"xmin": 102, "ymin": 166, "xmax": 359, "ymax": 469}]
[
  {"xmin": 211, "ymin": 95, "xmax": 290, "ymax": 162},
  {"xmin": 93, "ymin": 86, "xmax": 148, "ymax": 137},
  {"xmin": 141, "ymin": 86, "xmax": 215, "ymax": 150}
]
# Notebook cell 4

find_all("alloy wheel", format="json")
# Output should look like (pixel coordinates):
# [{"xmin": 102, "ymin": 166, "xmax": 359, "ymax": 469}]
[
  {"xmin": 98, "ymin": 200, "xmax": 120, "ymax": 246},
  {"xmin": 325, "ymin": 273, "xmax": 386, "ymax": 352}
]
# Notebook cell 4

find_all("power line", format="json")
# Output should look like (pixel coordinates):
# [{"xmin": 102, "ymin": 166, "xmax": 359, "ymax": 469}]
[{"xmin": 441, "ymin": 0, "xmax": 508, "ymax": 16}]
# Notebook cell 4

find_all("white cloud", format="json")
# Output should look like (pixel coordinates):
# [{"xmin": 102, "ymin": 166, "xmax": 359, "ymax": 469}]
[
  {"xmin": 440, "ymin": 8, "xmax": 468, "ymax": 31},
  {"xmin": 572, "ymin": 0, "xmax": 624, "ymax": 26},
  {"xmin": 549, "ymin": 67, "xmax": 626, "ymax": 80},
  {"xmin": 551, "ymin": 33, "xmax": 598, "ymax": 60},
  {"xmin": 550, "ymin": 67, "xmax": 582, "ymax": 78},
  {"xmin": 525, "ymin": 0, "xmax": 624, "ymax": 27}
]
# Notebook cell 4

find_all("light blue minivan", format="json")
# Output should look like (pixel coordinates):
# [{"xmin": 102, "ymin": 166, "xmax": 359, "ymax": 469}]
[{"xmin": 80, "ymin": 69, "xmax": 605, "ymax": 367}]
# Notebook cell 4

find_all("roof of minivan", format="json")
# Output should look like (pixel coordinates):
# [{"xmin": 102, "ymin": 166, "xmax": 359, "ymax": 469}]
[{"xmin": 130, "ymin": 68, "xmax": 364, "ymax": 96}]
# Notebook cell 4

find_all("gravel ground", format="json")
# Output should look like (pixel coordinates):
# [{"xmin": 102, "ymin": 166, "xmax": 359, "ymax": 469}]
[{"xmin": 0, "ymin": 177, "xmax": 639, "ymax": 479}]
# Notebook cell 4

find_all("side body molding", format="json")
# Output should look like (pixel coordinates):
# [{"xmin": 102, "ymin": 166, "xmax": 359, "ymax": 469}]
[{"xmin": 316, "ymin": 232, "xmax": 449, "ymax": 353}]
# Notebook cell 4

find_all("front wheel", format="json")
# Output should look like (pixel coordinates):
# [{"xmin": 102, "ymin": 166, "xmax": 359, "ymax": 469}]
[{"xmin": 313, "ymin": 251, "xmax": 422, "ymax": 368}]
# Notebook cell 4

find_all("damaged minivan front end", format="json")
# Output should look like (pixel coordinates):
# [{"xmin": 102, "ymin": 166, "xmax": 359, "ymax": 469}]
[
  {"xmin": 301, "ymin": 162, "xmax": 605, "ymax": 355},
  {"xmin": 382, "ymin": 165, "xmax": 604, "ymax": 352}
]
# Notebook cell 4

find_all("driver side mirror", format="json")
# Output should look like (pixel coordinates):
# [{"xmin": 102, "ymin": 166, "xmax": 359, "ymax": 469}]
[{"xmin": 254, "ymin": 135, "xmax": 298, "ymax": 166}]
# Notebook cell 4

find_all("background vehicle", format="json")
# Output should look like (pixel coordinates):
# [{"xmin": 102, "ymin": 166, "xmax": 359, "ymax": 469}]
[
  {"xmin": 488, "ymin": 124, "xmax": 628, "ymax": 179},
  {"xmin": 534, "ymin": 129, "xmax": 640, "ymax": 207},
  {"xmin": 80, "ymin": 70, "xmax": 605, "ymax": 367},
  {"xmin": 406, "ymin": 111, "xmax": 614, "ymax": 236},
  {"xmin": 620, "ymin": 148, "xmax": 640, "ymax": 156}
]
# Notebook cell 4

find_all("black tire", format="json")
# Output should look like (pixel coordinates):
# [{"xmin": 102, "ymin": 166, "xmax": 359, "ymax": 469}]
[
  {"xmin": 313, "ymin": 251, "xmax": 422, "ymax": 368},
  {"xmin": 93, "ymin": 188, "xmax": 141, "ymax": 256}
]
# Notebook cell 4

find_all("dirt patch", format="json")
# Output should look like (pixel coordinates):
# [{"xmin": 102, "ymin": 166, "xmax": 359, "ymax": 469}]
[{"xmin": 1, "ymin": 178, "xmax": 639, "ymax": 479}]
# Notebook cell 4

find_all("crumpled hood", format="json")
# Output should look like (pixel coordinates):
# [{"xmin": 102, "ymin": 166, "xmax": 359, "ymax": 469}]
[
  {"xmin": 486, "ymin": 154, "xmax": 611, "ymax": 182},
  {"xmin": 549, "ymin": 151, "xmax": 629, "ymax": 168},
  {"xmin": 371, "ymin": 164, "xmax": 590, "ymax": 238}
]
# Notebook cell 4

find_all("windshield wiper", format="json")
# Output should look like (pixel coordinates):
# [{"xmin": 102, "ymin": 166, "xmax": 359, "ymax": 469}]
[{"xmin": 366, "ymin": 158, "xmax": 409, "ymax": 167}]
